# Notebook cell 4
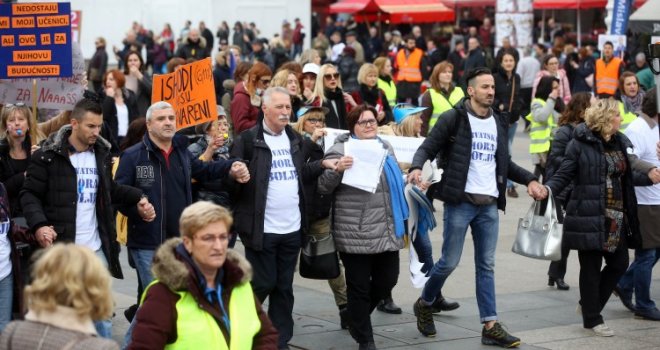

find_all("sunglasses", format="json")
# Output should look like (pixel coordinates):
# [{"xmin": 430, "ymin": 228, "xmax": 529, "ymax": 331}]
[
  {"xmin": 324, "ymin": 73, "xmax": 340, "ymax": 80},
  {"xmin": 4, "ymin": 102, "xmax": 26, "ymax": 107},
  {"xmin": 306, "ymin": 118, "xmax": 324, "ymax": 124}
]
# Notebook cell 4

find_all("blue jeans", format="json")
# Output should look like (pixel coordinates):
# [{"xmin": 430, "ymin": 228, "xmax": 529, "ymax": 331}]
[
  {"xmin": 422, "ymin": 202, "xmax": 499, "ymax": 322},
  {"xmin": 0, "ymin": 272, "xmax": 13, "ymax": 332},
  {"xmin": 507, "ymin": 122, "xmax": 518, "ymax": 189},
  {"xmin": 94, "ymin": 249, "xmax": 112, "ymax": 338},
  {"xmin": 129, "ymin": 248, "xmax": 155, "ymax": 288},
  {"xmin": 618, "ymin": 248, "xmax": 660, "ymax": 311}
]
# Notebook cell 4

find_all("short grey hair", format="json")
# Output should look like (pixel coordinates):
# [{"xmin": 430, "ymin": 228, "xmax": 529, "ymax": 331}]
[
  {"xmin": 146, "ymin": 101, "xmax": 174, "ymax": 121},
  {"xmin": 262, "ymin": 87, "xmax": 290, "ymax": 107}
]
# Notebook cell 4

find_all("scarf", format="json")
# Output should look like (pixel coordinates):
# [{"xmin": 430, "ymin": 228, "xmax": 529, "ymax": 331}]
[
  {"xmin": 324, "ymin": 88, "xmax": 347, "ymax": 129},
  {"xmin": 359, "ymin": 84, "xmax": 380, "ymax": 106},
  {"xmin": 379, "ymin": 75, "xmax": 392, "ymax": 84},
  {"xmin": 382, "ymin": 150, "xmax": 409, "ymax": 238},
  {"xmin": 622, "ymin": 91, "xmax": 645, "ymax": 115}
]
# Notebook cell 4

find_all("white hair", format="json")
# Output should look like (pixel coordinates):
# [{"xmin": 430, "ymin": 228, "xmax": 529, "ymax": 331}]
[
  {"xmin": 262, "ymin": 87, "xmax": 290, "ymax": 107},
  {"xmin": 146, "ymin": 101, "xmax": 174, "ymax": 121}
]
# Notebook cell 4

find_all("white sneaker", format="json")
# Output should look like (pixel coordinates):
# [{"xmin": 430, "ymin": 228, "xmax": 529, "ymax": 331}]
[{"xmin": 592, "ymin": 323, "xmax": 614, "ymax": 337}]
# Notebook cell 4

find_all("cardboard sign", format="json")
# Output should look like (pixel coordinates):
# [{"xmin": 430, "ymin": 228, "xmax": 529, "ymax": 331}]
[
  {"xmin": 0, "ymin": 2, "xmax": 73, "ymax": 78},
  {"xmin": 152, "ymin": 57, "xmax": 217, "ymax": 130},
  {"xmin": 0, "ymin": 43, "xmax": 84, "ymax": 110}
]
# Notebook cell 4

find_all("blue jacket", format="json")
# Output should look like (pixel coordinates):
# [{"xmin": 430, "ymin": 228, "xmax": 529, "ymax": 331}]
[{"xmin": 115, "ymin": 133, "xmax": 236, "ymax": 250}]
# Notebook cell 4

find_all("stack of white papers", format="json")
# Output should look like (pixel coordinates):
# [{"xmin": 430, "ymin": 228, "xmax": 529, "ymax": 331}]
[{"xmin": 342, "ymin": 139, "xmax": 387, "ymax": 193}]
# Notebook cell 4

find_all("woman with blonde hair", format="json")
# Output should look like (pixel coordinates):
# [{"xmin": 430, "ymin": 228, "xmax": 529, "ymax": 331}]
[
  {"xmin": 351, "ymin": 63, "xmax": 393, "ymax": 125},
  {"xmin": 0, "ymin": 244, "xmax": 118, "ymax": 349},
  {"xmin": 420, "ymin": 61, "xmax": 464, "ymax": 136},
  {"xmin": 374, "ymin": 57, "xmax": 397, "ymax": 108},
  {"xmin": 543, "ymin": 98, "xmax": 657, "ymax": 337},
  {"xmin": 271, "ymin": 69, "xmax": 303, "ymax": 120},
  {"xmin": 299, "ymin": 48, "xmax": 321, "ymax": 67},
  {"xmin": 308, "ymin": 63, "xmax": 357, "ymax": 130},
  {"xmin": 231, "ymin": 61, "xmax": 272, "ymax": 134}
]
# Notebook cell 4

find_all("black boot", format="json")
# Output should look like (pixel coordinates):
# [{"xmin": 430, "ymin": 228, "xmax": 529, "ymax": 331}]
[
  {"xmin": 376, "ymin": 297, "xmax": 402, "ymax": 314},
  {"xmin": 429, "ymin": 292, "xmax": 460, "ymax": 313},
  {"xmin": 548, "ymin": 277, "xmax": 570, "ymax": 290},
  {"xmin": 358, "ymin": 341, "xmax": 377, "ymax": 350}
]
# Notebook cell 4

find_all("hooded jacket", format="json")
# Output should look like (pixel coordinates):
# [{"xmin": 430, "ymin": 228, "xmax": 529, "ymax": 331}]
[
  {"xmin": 128, "ymin": 238, "xmax": 278, "ymax": 349},
  {"xmin": 411, "ymin": 98, "xmax": 536, "ymax": 211},
  {"xmin": 175, "ymin": 36, "xmax": 207, "ymax": 61},
  {"xmin": 545, "ymin": 123, "xmax": 653, "ymax": 250},
  {"xmin": 19, "ymin": 126, "xmax": 143, "ymax": 278}
]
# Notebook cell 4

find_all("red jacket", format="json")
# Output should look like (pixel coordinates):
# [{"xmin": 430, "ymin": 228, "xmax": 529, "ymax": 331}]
[{"xmin": 231, "ymin": 82, "xmax": 260, "ymax": 135}]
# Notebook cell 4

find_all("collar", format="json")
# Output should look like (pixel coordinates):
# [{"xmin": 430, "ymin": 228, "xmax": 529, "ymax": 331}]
[
  {"xmin": 262, "ymin": 120, "xmax": 284, "ymax": 136},
  {"xmin": 464, "ymin": 98, "xmax": 493, "ymax": 119},
  {"xmin": 639, "ymin": 112, "xmax": 658, "ymax": 129},
  {"xmin": 25, "ymin": 306, "xmax": 98, "ymax": 335}
]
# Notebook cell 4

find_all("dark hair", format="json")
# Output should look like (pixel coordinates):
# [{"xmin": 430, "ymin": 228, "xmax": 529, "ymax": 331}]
[
  {"xmin": 542, "ymin": 54, "xmax": 558, "ymax": 68},
  {"xmin": 535, "ymin": 76, "xmax": 559, "ymax": 100},
  {"xmin": 233, "ymin": 61, "xmax": 252, "ymax": 82},
  {"xmin": 559, "ymin": 92, "xmax": 591, "ymax": 126},
  {"xmin": 465, "ymin": 67, "xmax": 492, "ymax": 87},
  {"xmin": 346, "ymin": 104, "xmax": 378, "ymax": 134},
  {"xmin": 71, "ymin": 98, "xmax": 103, "ymax": 121},
  {"xmin": 122, "ymin": 51, "xmax": 144, "ymax": 75},
  {"xmin": 120, "ymin": 117, "xmax": 147, "ymax": 151},
  {"xmin": 619, "ymin": 71, "xmax": 640, "ymax": 96},
  {"xmin": 497, "ymin": 48, "xmax": 518, "ymax": 67},
  {"xmin": 404, "ymin": 34, "xmax": 415, "ymax": 43},
  {"xmin": 642, "ymin": 87, "xmax": 658, "ymax": 117},
  {"xmin": 604, "ymin": 41, "xmax": 614, "ymax": 48}
]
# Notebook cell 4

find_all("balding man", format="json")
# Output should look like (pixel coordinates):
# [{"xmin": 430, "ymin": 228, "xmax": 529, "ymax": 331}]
[{"xmin": 176, "ymin": 28, "xmax": 207, "ymax": 61}]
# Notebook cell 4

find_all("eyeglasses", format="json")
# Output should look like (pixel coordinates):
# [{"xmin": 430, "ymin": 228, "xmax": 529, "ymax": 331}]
[
  {"xmin": 324, "ymin": 73, "xmax": 340, "ymax": 80},
  {"xmin": 356, "ymin": 119, "xmax": 377, "ymax": 127},
  {"xmin": 306, "ymin": 118, "xmax": 324, "ymax": 124}
]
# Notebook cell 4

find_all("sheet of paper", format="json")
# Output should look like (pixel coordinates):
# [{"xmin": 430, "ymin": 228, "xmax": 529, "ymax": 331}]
[{"xmin": 342, "ymin": 139, "xmax": 387, "ymax": 193}]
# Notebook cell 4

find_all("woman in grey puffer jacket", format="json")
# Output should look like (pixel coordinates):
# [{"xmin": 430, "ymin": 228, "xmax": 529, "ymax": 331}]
[{"xmin": 317, "ymin": 104, "xmax": 406, "ymax": 350}]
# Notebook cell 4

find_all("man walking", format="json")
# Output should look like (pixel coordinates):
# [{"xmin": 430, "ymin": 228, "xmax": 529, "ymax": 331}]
[
  {"xmin": 20, "ymin": 97, "xmax": 156, "ymax": 337},
  {"xmin": 408, "ymin": 68, "xmax": 547, "ymax": 347},
  {"xmin": 617, "ymin": 88, "xmax": 660, "ymax": 320},
  {"xmin": 230, "ymin": 87, "xmax": 336, "ymax": 349}
]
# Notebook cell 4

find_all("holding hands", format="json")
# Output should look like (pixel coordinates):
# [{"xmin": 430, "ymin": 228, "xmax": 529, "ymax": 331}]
[
  {"xmin": 35, "ymin": 225, "xmax": 57, "ymax": 248},
  {"xmin": 230, "ymin": 161, "xmax": 250, "ymax": 183},
  {"xmin": 527, "ymin": 181, "xmax": 549, "ymax": 200},
  {"xmin": 137, "ymin": 197, "xmax": 156, "ymax": 222}
]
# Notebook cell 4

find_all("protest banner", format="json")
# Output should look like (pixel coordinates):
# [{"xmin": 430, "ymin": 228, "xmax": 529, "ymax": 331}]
[
  {"xmin": 152, "ymin": 57, "xmax": 217, "ymax": 130},
  {"xmin": 323, "ymin": 127, "xmax": 424, "ymax": 164},
  {"xmin": 0, "ymin": 42, "xmax": 84, "ymax": 110},
  {"xmin": 0, "ymin": 2, "xmax": 73, "ymax": 79}
]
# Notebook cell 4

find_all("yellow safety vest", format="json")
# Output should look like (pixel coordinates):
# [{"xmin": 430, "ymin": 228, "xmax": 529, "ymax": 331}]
[
  {"xmin": 525, "ymin": 98, "xmax": 557, "ymax": 154},
  {"xmin": 618, "ymin": 101, "xmax": 637, "ymax": 133},
  {"xmin": 428, "ymin": 88, "xmax": 465, "ymax": 135},
  {"xmin": 378, "ymin": 78, "xmax": 397, "ymax": 107},
  {"xmin": 141, "ymin": 280, "xmax": 261, "ymax": 350}
]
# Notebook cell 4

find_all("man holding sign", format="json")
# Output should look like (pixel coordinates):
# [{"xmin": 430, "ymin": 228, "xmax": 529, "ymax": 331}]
[{"xmin": 115, "ymin": 101, "xmax": 249, "ymax": 292}]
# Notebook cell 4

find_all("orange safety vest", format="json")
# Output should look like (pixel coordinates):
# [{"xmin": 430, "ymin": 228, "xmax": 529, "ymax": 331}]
[
  {"xmin": 595, "ymin": 57, "xmax": 621, "ymax": 96},
  {"xmin": 396, "ymin": 48, "xmax": 423, "ymax": 83}
]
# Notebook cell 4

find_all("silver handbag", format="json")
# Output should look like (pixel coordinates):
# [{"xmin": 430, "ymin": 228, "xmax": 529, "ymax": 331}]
[{"xmin": 512, "ymin": 189, "xmax": 563, "ymax": 261}]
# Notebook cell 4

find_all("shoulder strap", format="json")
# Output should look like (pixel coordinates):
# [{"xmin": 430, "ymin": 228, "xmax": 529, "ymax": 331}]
[{"xmin": 508, "ymin": 78, "xmax": 516, "ymax": 112}]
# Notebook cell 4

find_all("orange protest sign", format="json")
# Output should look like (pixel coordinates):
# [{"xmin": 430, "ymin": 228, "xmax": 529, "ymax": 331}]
[{"xmin": 152, "ymin": 57, "xmax": 217, "ymax": 130}]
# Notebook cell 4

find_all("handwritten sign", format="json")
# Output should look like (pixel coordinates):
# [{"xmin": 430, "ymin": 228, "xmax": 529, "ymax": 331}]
[
  {"xmin": 152, "ymin": 57, "xmax": 217, "ymax": 130},
  {"xmin": 323, "ymin": 127, "xmax": 425, "ymax": 163},
  {"xmin": 0, "ymin": 43, "xmax": 84, "ymax": 110},
  {"xmin": 0, "ymin": 2, "xmax": 73, "ymax": 78}
]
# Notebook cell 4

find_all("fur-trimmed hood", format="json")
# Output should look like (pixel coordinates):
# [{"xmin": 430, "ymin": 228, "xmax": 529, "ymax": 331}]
[{"xmin": 151, "ymin": 238, "xmax": 253, "ymax": 291}]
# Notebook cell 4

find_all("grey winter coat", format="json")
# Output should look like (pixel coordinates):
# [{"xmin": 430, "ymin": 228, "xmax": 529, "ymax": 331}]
[{"xmin": 317, "ymin": 134, "xmax": 405, "ymax": 254}]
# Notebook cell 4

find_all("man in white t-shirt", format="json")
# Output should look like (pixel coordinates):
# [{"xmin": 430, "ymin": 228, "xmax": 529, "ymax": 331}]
[
  {"xmin": 618, "ymin": 88, "xmax": 660, "ymax": 321},
  {"xmin": 408, "ymin": 68, "xmax": 547, "ymax": 348},
  {"xmin": 230, "ymin": 87, "xmax": 337, "ymax": 349},
  {"xmin": 20, "ymin": 98, "xmax": 156, "ymax": 337}
]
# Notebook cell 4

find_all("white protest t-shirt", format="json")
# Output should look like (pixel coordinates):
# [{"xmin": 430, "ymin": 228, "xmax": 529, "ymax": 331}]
[
  {"xmin": 116, "ymin": 103, "xmax": 129, "ymax": 137},
  {"xmin": 71, "ymin": 151, "xmax": 102, "ymax": 251},
  {"xmin": 464, "ymin": 113, "xmax": 499, "ymax": 198},
  {"xmin": 263, "ymin": 132, "xmax": 301, "ymax": 234},
  {"xmin": 0, "ymin": 218, "xmax": 11, "ymax": 280}
]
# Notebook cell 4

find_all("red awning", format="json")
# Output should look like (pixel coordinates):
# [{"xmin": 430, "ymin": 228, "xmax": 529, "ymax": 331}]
[
  {"xmin": 533, "ymin": 0, "xmax": 645, "ymax": 9},
  {"xmin": 329, "ymin": 0, "xmax": 454, "ymax": 23},
  {"xmin": 439, "ymin": 0, "xmax": 495, "ymax": 8}
]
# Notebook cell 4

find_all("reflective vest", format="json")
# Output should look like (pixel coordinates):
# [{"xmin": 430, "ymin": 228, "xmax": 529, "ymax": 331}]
[
  {"xmin": 396, "ymin": 48, "xmax": 423, "ymax": 82},
  {"xmin": 595, "ymin": 57, "xmax": 622, "ymax": 96},
  {"xmin": 141, "ymin": 280, "xmax": 261, "ymax": 350},
  {"xmin": 428, "ymin": 88, "xmax": 465, "ymax": 135},
  {"xmin": 619, "ymin": 101, "xmax": 637, "ymax": 132},
  {"xmin": 525, "ymin": 98, "xmax": 557, "ymax": 154},
  {"xmin": 378, "ymin": 78, "xmax": 397, "ymax": 107}
]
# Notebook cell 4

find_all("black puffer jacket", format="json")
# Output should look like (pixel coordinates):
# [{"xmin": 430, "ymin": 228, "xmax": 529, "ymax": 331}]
[
  {"xmin": 545, "ymin": 123, "xmax": 653, "ymax": 251},
  {"xmin": 19, "ymin": 126, "xmax": 143, "ymax": 278},
  {"xmin": 493, "ymin": 70, "xmax": 523, "ymax": 125},
  {"xmin": 545, "ymin": 124, "xmax": 575, "ymax": 206},
  {"xmin": 411, "ymin": 98, "xmax": 536, "ymax": 211},
  {"xmin": 229, "ymin": 123, "xmax": 324, "ymax": 250}
]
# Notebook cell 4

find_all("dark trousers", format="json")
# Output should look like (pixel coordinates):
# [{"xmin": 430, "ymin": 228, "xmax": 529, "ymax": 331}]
[
  {"xmin": 396, "ymin": 81, "xmax": 421, "ymax": 106},
  {"xmin": 577, "ymin": 247, "xmax": 629, "ymax": 328},
  {"xmin": 548, "ymin": 245, "xmax": 571, "ymax": 279},
  {"xmin": 340, "ymin": 250, "xmax": 400, "ymax": 344},
  {"xmin": 520, "ymin": 87, "xmax": 533, "ymax": 127},
  {"xmin": 245, "ymin": 231, "xmax": 301, "ymax": 348}
]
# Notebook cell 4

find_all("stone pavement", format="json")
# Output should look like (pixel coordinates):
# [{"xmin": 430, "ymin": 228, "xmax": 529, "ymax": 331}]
[{"xmin": 110, "ymin": 124, "xmax": 660, "ymax": 349}]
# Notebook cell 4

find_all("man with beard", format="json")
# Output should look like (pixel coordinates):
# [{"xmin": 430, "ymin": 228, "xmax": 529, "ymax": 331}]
[
  {"xmin": 396, "ymin": 35, "xmax": 424, "ymax": 106},
  {"xmin": 408, "ymin": 68, "xmax": 547, "ymax": 348}
]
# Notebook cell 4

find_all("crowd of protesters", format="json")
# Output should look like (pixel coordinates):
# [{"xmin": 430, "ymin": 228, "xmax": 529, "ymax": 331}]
[{"xmin": 1, "ymin": 11, "xmax": 660, "ymax": 350}]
